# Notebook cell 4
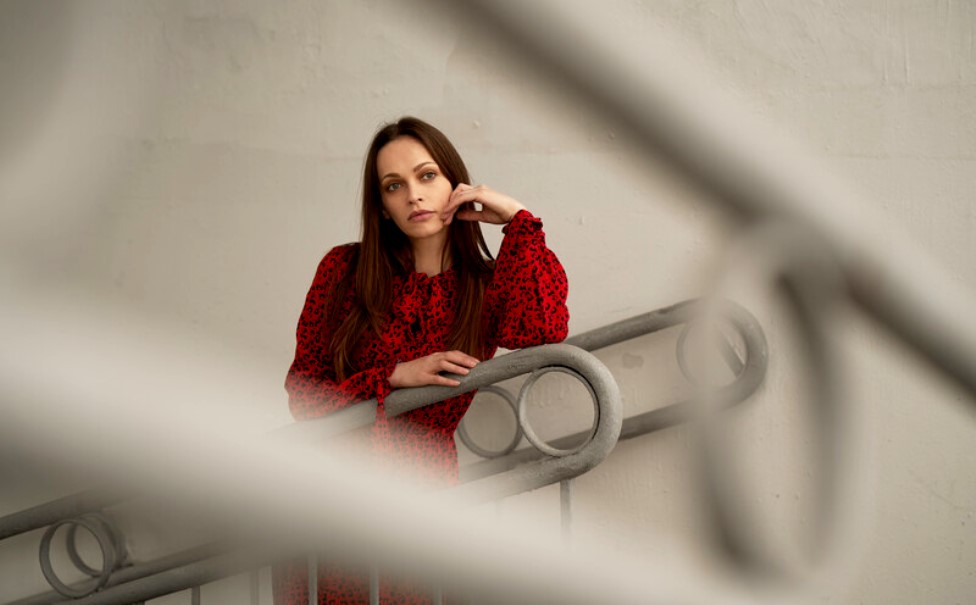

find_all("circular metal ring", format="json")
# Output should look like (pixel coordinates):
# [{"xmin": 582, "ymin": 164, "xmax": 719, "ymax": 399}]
[
  {"xmin": 39, "ymin": 516, "xmax": 118, "ymax": 598},
  {"xmin": 517, "ymin": 366, "xmax": 599, "ymax": 457},
  {"xmin": 457, "ymin": 385, "xmax": 523, "ymax": 459},
  {"xmin": 696, "ymin": 219, "xmax": 859, "ymax": 588},
  {"xmin": 66, "ymin": 513, "xmax": 125, "ymax": 578}
]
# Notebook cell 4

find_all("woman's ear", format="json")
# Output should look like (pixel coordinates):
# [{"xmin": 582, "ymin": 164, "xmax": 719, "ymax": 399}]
[{"xmin": 381, "ymin": 209, "xmax": 390, "ymax": 219}]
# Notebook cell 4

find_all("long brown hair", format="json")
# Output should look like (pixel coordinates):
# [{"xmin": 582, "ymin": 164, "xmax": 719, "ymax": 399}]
[{"xmin": 330, "ymin": 117, "xmax": 494, "ymax": 380}]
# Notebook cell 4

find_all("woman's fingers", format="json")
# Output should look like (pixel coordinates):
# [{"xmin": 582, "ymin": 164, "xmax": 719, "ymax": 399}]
[
  {"xmin": 432, "ymin": 374, "xmax": 462, "ymax": 387},
  {"xmin": 441, "ymin": 350, "xmax": 480, "ymax": 368},
  {"xmin": 389, "ymin": 351, "xmax": 479, "ymax": 388},
  {"xmin": 452, "ymin": 208, "xmax": 483, "ymax": 223},
  {"xmin": 428, "ymin": 351, "xmax": 477, "ymax": 384},
  {"xmin": 444, "ymin": 184, "xmax": 488, "ymax": 214},
  {"xmin": 442, "ymin": 185, "xmax": 475, "ymax": 224},
  {"xmin": 443, "ymin": 184, "xmax": 524, "ymax": 225},
  {"xmin": 432, "ymin": 352, "xmax": 477, "ymax": 386},
  {"xmin": 438, "ymin": 361, "xmax": 471, "ymax": 376}
]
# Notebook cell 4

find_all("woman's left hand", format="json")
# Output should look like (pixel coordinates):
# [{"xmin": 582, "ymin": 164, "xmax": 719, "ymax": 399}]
[{"xmin": 441, "ymin": 184, "xmax": 527, "ymax": 226}]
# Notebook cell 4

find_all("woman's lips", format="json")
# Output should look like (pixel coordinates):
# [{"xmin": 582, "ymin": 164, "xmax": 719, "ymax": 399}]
[{"xmin": 408, "ymin": 210, "xmax": 434, "ymax": 222}]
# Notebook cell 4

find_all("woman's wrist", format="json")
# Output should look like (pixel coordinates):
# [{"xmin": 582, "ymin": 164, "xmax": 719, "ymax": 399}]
[
  {"xmin": 506, "ymin": 206, "xmax": 527, "ymax": 223},
  {"xmin": 388, "ymin": 362, "xmax": 404, "ymax": 388}
]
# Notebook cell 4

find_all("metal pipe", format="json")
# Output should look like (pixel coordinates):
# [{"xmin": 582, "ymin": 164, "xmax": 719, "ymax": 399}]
[
  {"xmin": 0, "ymin": 311, "xmax": 673, "ymax": 605},
  {"xmin": 1, "ymin": 293, "xmax": 689, "ymax": 543},
  {"xmin": 250, "ymin": 570, "xmax": 259, "ymax": 605},
  {"xmin": 6, "ymin": 544, "xmax": 224, "ymax": 605},
  {"xmin": 442, "ymin": 344, "xmax": 622, "ymax": 506},
  {"xmin": 437, "ymin": 0, "xmax": 976, "ymax": 402},
  {"xmin": 4, "ymin": 344, "xmax": 620, "ymax": 605},
  {"xmin": 461, "ymin": 302, "xmax": 767, "ymax": 481},
  {"xmin": 308, "ymin": 553, "xmax": 318, "ymax": 605},
  {"xmin": 696, "ymin": 220, "xmax": 862, "ymax": 585},
  {"xmin": 0, "ymin": 489, "xmax": 126, "ymax": 541},
  {"xmin": 369, "ymin": 565, "xmax": 379, "ymax": 605},
  {"xmin": 0, "ymin": 334, "xmax": 762, "ymax": 605},
  {"xmin": 564, "ymin": 299, "xmax": 700, "ymax": 353},
  {"xmin": 38, "ymin": 516, "xmax": 119, "ymax": 598},
  {"xmin": 275, "ymin": 344, "xmax": 623, "ymax": 506},
  {"xmin": 560, "ymin": 480, "xmax": 573, "ymax": 548},
  {"xmin": 21, "ymin": 550, "xmax": 271, "ymax": 605},
  {"xmin": 279, "ymin": 344, "xmax": 623, "ymax": 506}
]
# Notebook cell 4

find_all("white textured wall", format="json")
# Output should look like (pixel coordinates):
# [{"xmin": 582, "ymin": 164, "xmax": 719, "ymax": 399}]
[{"xmin": 1, "ymin": 1, "xmax": 974, "ymax": 603}]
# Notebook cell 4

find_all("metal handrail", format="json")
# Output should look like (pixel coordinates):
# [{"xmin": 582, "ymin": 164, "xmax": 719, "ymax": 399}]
[
  {"xmin": 0, "ymin": 339, "xmax": 622, "ymax": 539},
  {"xmin": 0, "ymin": 489, "xmax": 125, "ymax": 543},
  {"xmin": 0, "ymin": 298, "xmax": 765, "ymax": 605},
  {"xmin": 461, "ymin": 299, "xmax": 767, "ymax": 481},
  {"xmin": 6, "ymin": 544, "xmax": 226, "ymax": 605},
  {"xmin": 1, "ymin": 342, "xmax": 623, "ymax": 605},
  {"xmin": 2, "ymin": 0, "xmax": 970, "ymax": 601},
  {"xmin": 439, "ymin": 0, "xmax": 976, "ymax": 406},
  {"xmin": 276, "ymin": 342, "xmax": 624, "ymax": 506},
  {"xmin": 0, "ymin": 298, "xmax": 765, "ymax": 604},
  {"xmin": 429, "ymin": 0, "xmax": 976, "ymax": 590}
]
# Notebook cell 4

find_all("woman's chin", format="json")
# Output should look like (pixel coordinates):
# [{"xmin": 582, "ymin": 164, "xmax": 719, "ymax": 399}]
[{"xmin": 404, "ymin": 223, "xmax": 448, "ymax": 241}]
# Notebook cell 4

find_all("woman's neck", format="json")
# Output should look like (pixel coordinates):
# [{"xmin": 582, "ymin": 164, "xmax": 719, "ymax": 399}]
[{"xmin": 410, "ymin": 234, "xmax": 450, "ymax": 277}]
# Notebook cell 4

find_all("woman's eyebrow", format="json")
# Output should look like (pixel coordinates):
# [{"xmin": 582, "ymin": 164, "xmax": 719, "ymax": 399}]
[{"xmin": 380, "ymin": 162, "xmax": 436, "ymax": 182}]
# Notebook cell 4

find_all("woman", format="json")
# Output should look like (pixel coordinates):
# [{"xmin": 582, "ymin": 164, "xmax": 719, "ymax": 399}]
[{"xmin": 274, "ymin": 117, "xmax": 569, "ymax": 604}]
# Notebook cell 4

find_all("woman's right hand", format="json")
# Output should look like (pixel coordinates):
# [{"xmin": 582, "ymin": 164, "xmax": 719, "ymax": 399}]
[{"xmin": 388, "ymin": 351, "xmax": 480, "ymax": 388}]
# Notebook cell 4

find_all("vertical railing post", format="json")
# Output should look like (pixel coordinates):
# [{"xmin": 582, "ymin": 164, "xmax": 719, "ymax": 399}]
[
  {"xmin": 250, "ymin": 570, "xmax": 260, "ymax": 605},
  {"xmin": 369, "ymin": 564, "xmax": 380, "ymax": 605},
  {"xmin": 560, "ymin": 479, "xmax": 573, "ymax": 547},
  {"xmin": 307, "ymin": 554, "xmax": 318, "ymax": 605},
  {"xmin": 191, "ymin": 586, "xmax": 201, "ymax": 605}
]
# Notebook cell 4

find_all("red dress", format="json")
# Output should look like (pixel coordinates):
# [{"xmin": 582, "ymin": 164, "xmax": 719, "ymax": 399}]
[{"xmin": 273, "ymin": 210, "xmax": 569, "ymax": 605}]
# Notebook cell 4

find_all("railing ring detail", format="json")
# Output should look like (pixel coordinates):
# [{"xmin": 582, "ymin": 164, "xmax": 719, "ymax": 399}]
[
  {"xmin": 697, "ymin": 220, "xmax": 859, "ymax": 588},
  {"xmin": 517, "ymin": 366, "xmax": 600, "ymax": 458},
  {"xmin": 39, "ymin": 512, "xmax": 125, "ymax": 598},
  {"xmin": 456, "ymin": 385, "xmax": 523, "ymax": 459}
]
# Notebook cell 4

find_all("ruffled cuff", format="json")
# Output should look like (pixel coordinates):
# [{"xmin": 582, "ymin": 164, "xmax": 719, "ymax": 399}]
[{"xmin": 502, "ymin": 209, "xmax": 542, "ymax": 235}]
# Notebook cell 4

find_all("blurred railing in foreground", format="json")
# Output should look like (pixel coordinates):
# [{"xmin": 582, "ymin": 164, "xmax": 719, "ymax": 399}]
[
  {"xmin": 0, "ymin": 300, "xmax": 767, "ymax": 605},
  {"xmin": 4, "ymin": 0, "xmax": 976, "ymax": 603},
  {"xmin": 433, "ymin": 0, "xmax": 976, "ymax": 591}
]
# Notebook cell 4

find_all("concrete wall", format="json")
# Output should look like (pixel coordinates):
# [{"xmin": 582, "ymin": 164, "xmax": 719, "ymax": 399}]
[{"xmin": 1, "ymin": 0, "xmax": 974, "ymax": 603}]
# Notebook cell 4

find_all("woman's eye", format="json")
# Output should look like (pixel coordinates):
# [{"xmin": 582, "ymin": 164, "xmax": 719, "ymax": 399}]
[
  {"xmin": 385, "ymin": 182, "xmax": 401, "ymax": 192},
  {"xmin": 422, "ymin": 171, "xmax": 436, "ymax": 180}
]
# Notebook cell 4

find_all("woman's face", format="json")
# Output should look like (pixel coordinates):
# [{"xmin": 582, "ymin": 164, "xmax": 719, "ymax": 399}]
[{"xmin": 376, "ymin": 136, "xmax": 453, "ymax": 244}]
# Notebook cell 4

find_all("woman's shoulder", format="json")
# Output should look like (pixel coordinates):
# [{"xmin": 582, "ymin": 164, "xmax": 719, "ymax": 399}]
[
  {"xmin": 312, "ymin": 242, "xmax": 360, "ymax": 283},
  {"xmin": 319, "ymin": 242, "xmax": 359, "ymax": 267}
]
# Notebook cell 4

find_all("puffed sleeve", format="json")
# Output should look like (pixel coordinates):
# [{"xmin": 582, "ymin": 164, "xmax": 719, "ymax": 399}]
[
  {"xmin": 285, "ymin": 245, "xmax": 397, "ymax": 421},
  {"xmin": 484, "ymin": 209, "xmax": 569, "ymax": 350}
]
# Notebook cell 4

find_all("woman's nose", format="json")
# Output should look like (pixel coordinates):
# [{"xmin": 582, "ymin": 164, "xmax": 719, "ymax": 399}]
[{"xmin": 406, "ymin": 182, "xmax": 422, "ymax": 204}]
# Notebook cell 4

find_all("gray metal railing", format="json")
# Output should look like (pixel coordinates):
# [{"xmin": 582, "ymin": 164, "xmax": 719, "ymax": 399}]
[
  {"xmin": 1, "ymin": 341, "xmax": 624, "ymax": 605},
  {"xmin": 278, "ymin": 342, "xmax": 624, "ymax": 507},
  {"xmin": 437, "ymin": 0, "xmax": 976, "ymax": 405},
  {"xmin": 459, "ymin": 299, "xmax": 767, "ymax": 481},
  {"xmin": 426, "ymin": 0, "xmax": 976, "ymax": 588},
  {"xmin": 7, "ymin": 0, "xmax": 965, "ymax": 601},
  {"xmin": 0, "ymin": 299, "xmax": 765, "ymax": 605}
]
